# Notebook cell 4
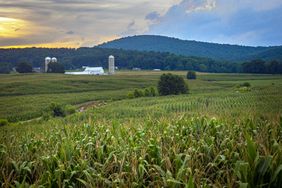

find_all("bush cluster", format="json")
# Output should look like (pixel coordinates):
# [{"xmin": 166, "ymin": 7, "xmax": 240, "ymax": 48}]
[
  {"xmin": 0, "ymin": 119, "xmax": 9, "ymax": 126},
  {"xmin": 187, "ymin": 71, "xmax": 197, "ymax": 79},
  {"xmin": 45, "ymin": 103, "xmax": 76, "ymax": 119},
  {"xmin": 236, "ymin": 82, "xmax": 251, "ymax": 93},
  {"xmin": 240, "ymin": 82, "xmax": 251, "ymax": 87},
  {"xmin": 128, "ymin": 87, "xmax": 157, "ymax": 99}
]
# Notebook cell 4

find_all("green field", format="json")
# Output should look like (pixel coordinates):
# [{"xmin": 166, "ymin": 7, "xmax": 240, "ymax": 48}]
[
  {"xmin": 1, "ymin": 72, "xmax": 282, "ymax": 187},
  {"xmin": 1, "ymin": 72, "xmax": 281, "ymax": 122},
  {"xmin": 0, "ymin": 72, "xmax": 159, "ymax": 122}
]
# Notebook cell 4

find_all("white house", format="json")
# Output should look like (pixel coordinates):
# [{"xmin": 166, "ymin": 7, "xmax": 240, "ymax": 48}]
[{"xmin": 65, "ymin": 67, "xmax": 105, "ymax": 75}]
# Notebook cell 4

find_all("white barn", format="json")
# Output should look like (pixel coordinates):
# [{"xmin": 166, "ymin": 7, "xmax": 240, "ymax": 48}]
[{"xmin": 65, "ymin": 67, "xmax": 105, "ymax": 75}]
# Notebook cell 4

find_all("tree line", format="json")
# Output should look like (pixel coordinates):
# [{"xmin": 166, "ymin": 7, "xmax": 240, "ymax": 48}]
[
  {"xmin": 242, "ymin": 59, "xmax": 282, "ymax": 74},
  {"xmin": 0, "ymin": 47, "xmax": 281, "ymax": 74}
]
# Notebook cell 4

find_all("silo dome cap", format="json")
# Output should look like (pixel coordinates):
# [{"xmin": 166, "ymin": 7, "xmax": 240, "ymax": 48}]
[
  {"xmin": 51, "ymin": 57, "xmax": 57, "ymax": 62},
  {"xmin": 45, "ymin": 57, "xmax": 51, "ymax": 60},
  {"xmin": 109, "ymin": 55, "xmax": 114, "ymax": 58}
]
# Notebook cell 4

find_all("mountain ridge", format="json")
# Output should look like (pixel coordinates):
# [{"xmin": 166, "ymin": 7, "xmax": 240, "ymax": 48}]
[{"xmin": 97, "ymin": 35, "xmax": 282, "ymax": 62}]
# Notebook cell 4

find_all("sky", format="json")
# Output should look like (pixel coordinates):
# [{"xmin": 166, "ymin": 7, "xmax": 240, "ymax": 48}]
[{"xmin": 0, "ymin": 0, "xmax": 282, "ymax": 48}]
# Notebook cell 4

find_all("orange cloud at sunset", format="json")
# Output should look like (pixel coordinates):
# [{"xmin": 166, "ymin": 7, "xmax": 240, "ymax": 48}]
[{"xmin": 0, "ymin": 17, "xmax": 31, "ymax": 38}]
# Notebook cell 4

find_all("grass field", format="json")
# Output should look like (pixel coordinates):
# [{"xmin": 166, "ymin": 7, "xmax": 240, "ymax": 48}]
[{"xmin": 0, "ymin": 71, "xmax": 282, "ymax": 187}]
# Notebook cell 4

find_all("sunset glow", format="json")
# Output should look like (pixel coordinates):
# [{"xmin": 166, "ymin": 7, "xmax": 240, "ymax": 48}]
[{"xmin": 0, "ymin": 17, "xmax": 29, "ymax": 38}]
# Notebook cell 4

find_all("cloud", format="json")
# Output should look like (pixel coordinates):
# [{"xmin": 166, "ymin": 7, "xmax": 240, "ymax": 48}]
[
  {"xmin": 145, "ymin": 11, "xmax": 161, "ymax": 21},
  {"xmin": 184, "ymin": 0, "xmax": 216, "ymax": 13},
  {"xmin": 66, "ymin": 31, "xmax": 75, "ymax": 35},
  {"xmin": 147, "ymin": 0, "xmax": 282, "ymax": 46},
  {"xmin": 0, "ymin": 0, "xmax": 281, "ymax": 47},
  {"xmin": 0, "ymin": 0, "xmax": 179, "ymax": 48}
]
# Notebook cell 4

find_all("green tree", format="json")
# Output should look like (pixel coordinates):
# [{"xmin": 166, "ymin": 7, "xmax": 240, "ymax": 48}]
[
  {"xmin": 47, "ymin": 62, "xmax": 65, "ymax": 73},
  {"xmin": 187, "ymin": 71, "xmax": 196, "ymax": 79},
  {"xmin": 16, "ymin": 62, "xmax": 32, "ymax": 73},
  {"xmin": 158, "ymin": 73, "xmax": 188, "ymax": 96}
]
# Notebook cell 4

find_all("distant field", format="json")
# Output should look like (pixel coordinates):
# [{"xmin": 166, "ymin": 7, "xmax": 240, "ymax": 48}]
[
  {"xmin": 0, "ymin": 72, "xmax": 157, "ymax": 121},
  {"xmin": 0, "ymin": 72, "xmax": 281, "ymax": 122},
  {"xmin": 1, "ymin": 71, "xmax": 282, "ymax": 187}
]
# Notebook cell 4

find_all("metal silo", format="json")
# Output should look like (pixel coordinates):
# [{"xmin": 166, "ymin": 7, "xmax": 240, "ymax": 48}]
[
  {"xmin": 51, "ymin": 57, "xmax": 57, "ymax": 63},
  {"xmin": 45, "ymin": 57, "xmax": 51, "ymax": 72},
  {"xmin": 108, "ymin": 55, "xmax": 115, "ymax": 74}
]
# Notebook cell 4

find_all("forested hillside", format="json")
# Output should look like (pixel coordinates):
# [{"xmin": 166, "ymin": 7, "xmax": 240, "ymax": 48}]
[
  {"xmin": 98, "ymin": 35, "xmax": 282, "ymax": 62},
  {"xmin": 0, "ymin": 47, "xmax": 240, "ymax": 73}
]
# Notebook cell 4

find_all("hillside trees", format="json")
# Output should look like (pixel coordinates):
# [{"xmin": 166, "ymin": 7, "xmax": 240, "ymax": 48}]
[
  {"xmin": 158, "ymin": 73, "xmax": 188, "ymax": 96},
  {"xmin": 0, "ymin": 63, "xmax": 11, "ymax": 74},
  {"xmin": 242, "ymin": 60, "xmax": 282, "ymax": 74},
  {"xmin": 1, "ymin": 47, "xmax": 281, "ymax": 73},
  {"xmin": 0, "ymin": 48, "xmax": 240, "ymax": 73}
]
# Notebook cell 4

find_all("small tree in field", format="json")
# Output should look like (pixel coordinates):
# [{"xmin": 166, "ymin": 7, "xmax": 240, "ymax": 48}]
[
  {"xmin": 16, "ymin": 62, "xmax": 32, "ymax": 73},
  {"xmin": 187, "ymin": 71, "xmax": 196, "ymax": 79},
  {"xmin": 158, "ymin": 73, "xmax": 188, "ymax": 96}
]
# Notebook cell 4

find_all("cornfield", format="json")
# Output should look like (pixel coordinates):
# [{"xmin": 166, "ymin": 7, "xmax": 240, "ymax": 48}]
[{"xmin": 0, "ymin": 115, "xmax": 282, "ymax": 187}]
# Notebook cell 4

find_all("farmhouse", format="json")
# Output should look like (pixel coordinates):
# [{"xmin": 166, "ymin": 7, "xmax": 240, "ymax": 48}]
[{"xmin": 65, "ymin": 67, "xmax": 105, "ymax": 75}]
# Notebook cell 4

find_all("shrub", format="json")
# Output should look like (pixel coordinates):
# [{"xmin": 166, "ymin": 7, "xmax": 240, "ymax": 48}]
[
  {"xmin": 238, "ymin": 87, "xmax": 251, "ymax": 93},
  {"xmin": 133, "ymin": 89, "xmax": 144, "ymax": 98},
  {"xmin": 49, "ymin": 103, "xmax": 66, "ymax": 117},
  {"xmin": 158, "ymin": 73, "xmax": 188, "ymax": 96},
  {"xmin": 42, "ymin": 112, "xmax": 51, "ymax": 121},
  {"xmin": 16, "ymin": 62, "xmax": 32, "ymax": 73},
  {"xmin": 187, "ymin": 71, "xmax": 197, "ymax": 79},
  {"xmin": 144, "ymin": 88, "xmax": 151, "ymax": 97},
  {"xmin": 127, "ymin": 92, "xmax": 134, "ymax": 99},
  {"xmin": 0, "ymin": 119, "xmax": 8, "ymax": 126},
  {"xmin": 65, "ymin": 105, "xmax": 76, "ymax": 115},
  {"xmin": 240, "ymin": 82, "xmax": 251, "ymax": 87},
  {"xmin": 149, "ymin": 87, "xmax": 157, "ymax": 96},
  {"xmin": 128, "ymin": 87, "xmax": 158, "ymax": 99}
]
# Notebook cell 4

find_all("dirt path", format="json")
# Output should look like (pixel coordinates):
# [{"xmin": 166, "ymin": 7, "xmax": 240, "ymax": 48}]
[
  {"xmin": 76, "ymin": 101, "xmax": 107, "ymax": 112},
  {"xmin": 18, "ymin": 100, "xmax": 107, "ymax": 124}
]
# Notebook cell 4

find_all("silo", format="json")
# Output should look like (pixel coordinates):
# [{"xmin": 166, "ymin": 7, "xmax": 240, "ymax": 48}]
[
  {"xmin": 108, "ymin": 55, "xmax": 115, "ymax": 74},
  {"xmin": 51, "ymin": 57, "xmax": 57, "ymax": 63},
  {"xmin": 45, "ymin": 57, "xmax": 51, "ymax": 72}
]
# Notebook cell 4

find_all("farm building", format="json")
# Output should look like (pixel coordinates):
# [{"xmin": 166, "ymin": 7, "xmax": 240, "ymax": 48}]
[
  {"xmin": 65, "ymin": 55, "xmax": 114, "ymax": 75},
  {"xmin": 65, "ymin": 67, "xmax": 105, "ymax": 75}
]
